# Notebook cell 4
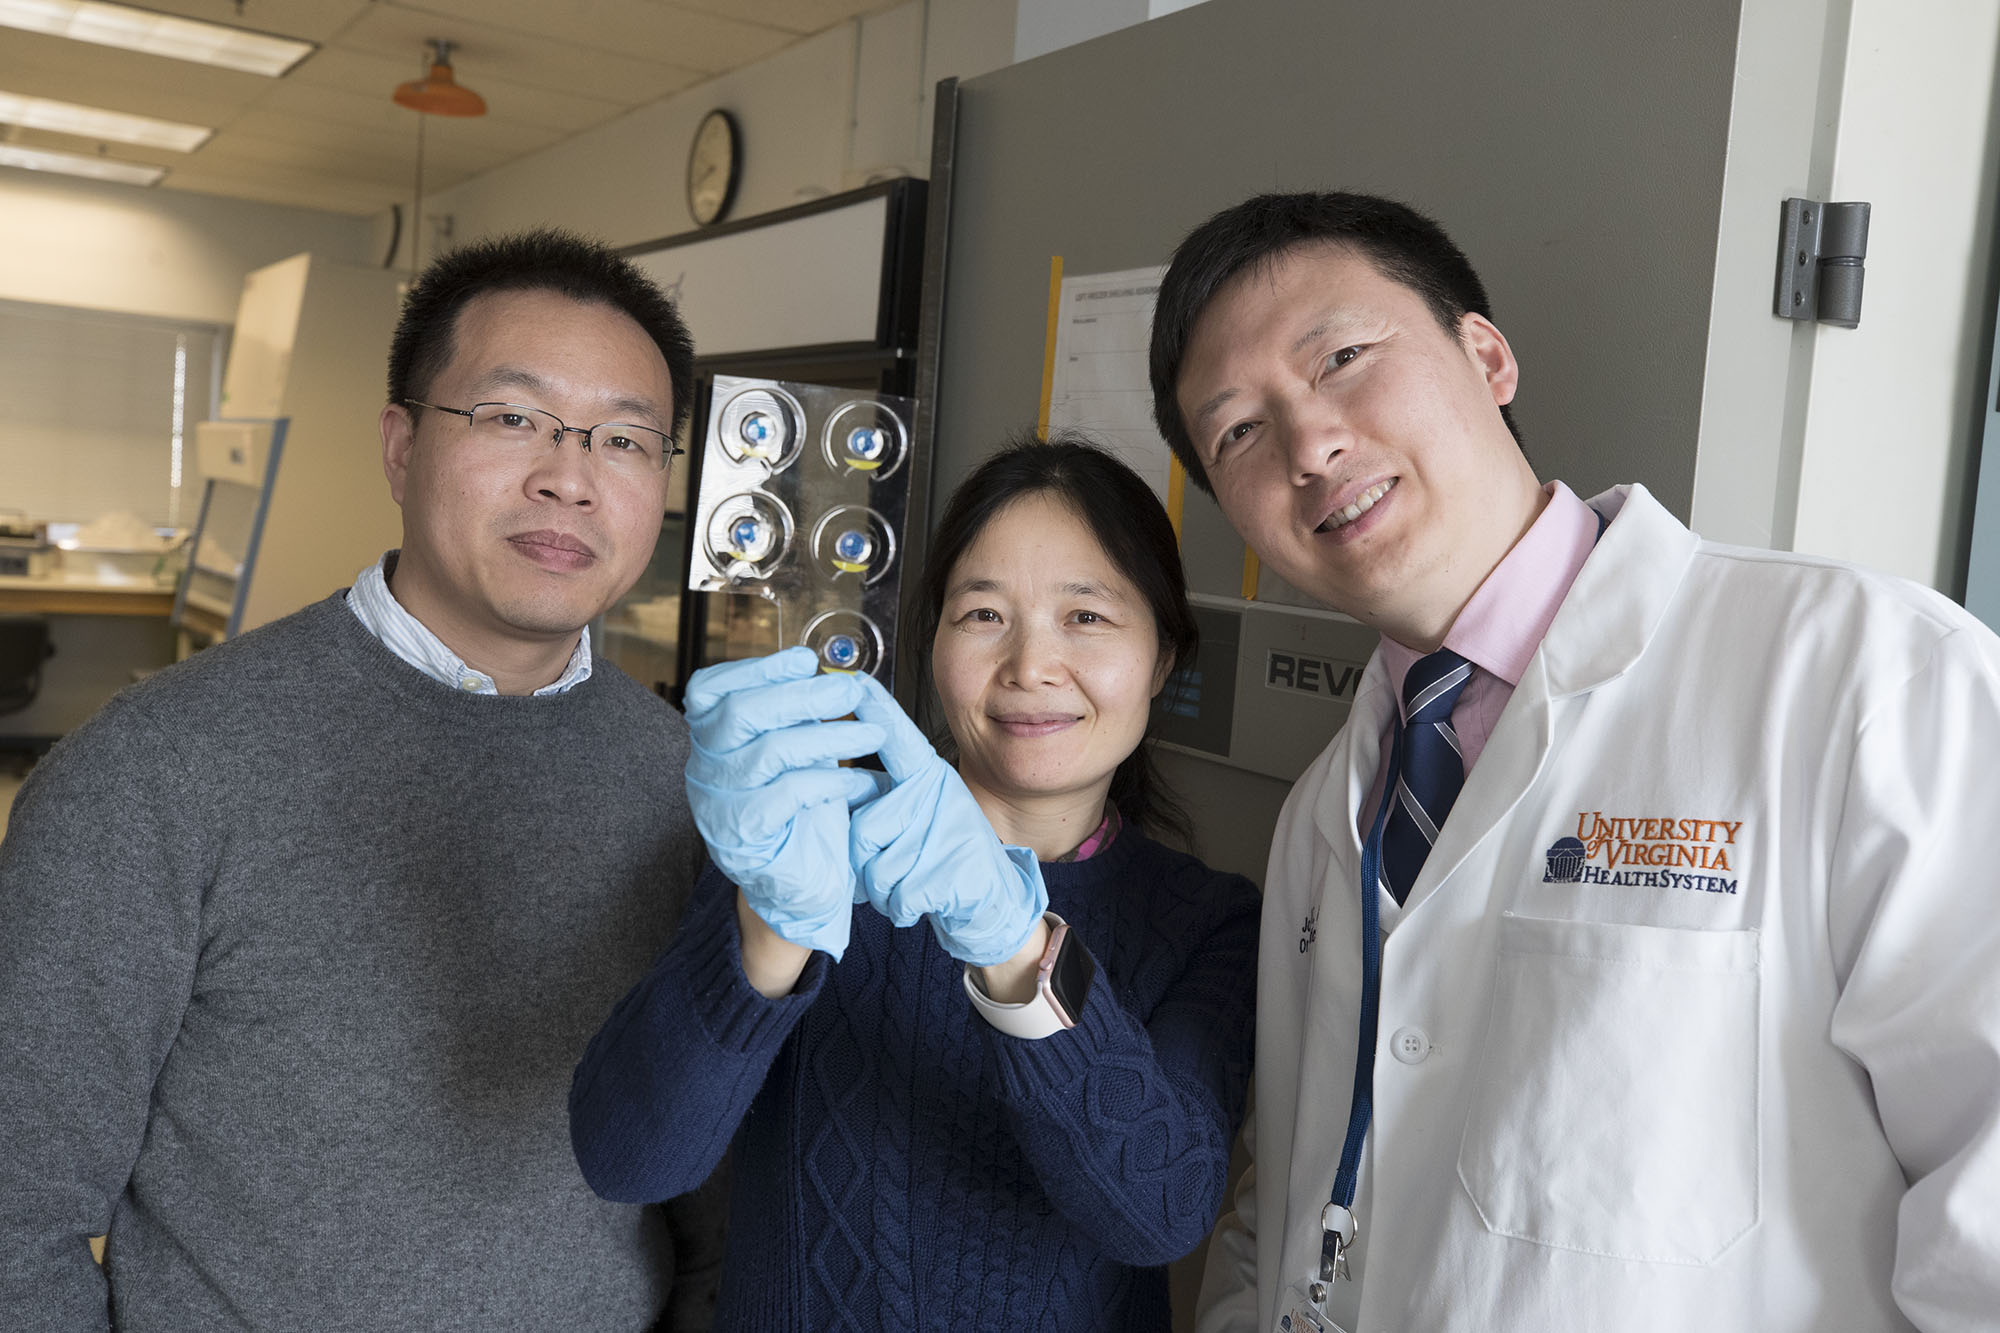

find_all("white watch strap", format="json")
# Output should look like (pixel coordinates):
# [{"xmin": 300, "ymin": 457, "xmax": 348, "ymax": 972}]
[{"xmin": 962, "ymin": 913, "xmax": 1069, "ymax": 1040}]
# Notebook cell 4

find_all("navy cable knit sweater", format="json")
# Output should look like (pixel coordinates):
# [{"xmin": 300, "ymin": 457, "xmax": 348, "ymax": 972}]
[{"xmin": 570, "ymin": 827, "xmax": 1259, "ymax": 1330}]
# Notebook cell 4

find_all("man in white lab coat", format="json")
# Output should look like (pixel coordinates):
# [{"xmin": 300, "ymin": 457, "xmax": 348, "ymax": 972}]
[{"xmin": 1150, "ymin": 191, "xmax": 2000, "ymax": 1332}]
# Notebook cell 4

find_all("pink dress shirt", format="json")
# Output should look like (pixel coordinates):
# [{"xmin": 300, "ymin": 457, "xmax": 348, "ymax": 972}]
[{"xmin": 1358, "ymin": 482, "xmax": 1602, "ymax": 911}]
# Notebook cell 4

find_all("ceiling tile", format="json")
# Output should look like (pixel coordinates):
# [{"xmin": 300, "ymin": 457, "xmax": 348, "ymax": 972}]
[
  {"xmin": 192, "ymin": 132, "xmax": 420, "ymax": 190},
  {"xmin": 188, "ymin": 132, "xmax": 498, "ymax": 201},
  {"xmin": 663, "ymin": 0, "xmax": 895, "ymax": 38},
  {"xmin": 202, "ymin": 88, "xmax": 556, "ymax": 197},
  {"xmin": 202, "ymin": 128, "xmax": 513, "ymax": 198},
  {"xmin": 294, "ymin": 46, "xmax": 642, "ymax": 135},
  {"xmin": 119, "ymin": 0, "xmax": 376, "ymax": 45},
  {"xmin": 289, "ymin": 45, "xmax": 439, "ymax": 92},
  {"xmin": 199, "ymin": 123, "xmax": 507, "ymax": 182},
  {"xmin": 388, "ymin": 0, "xmax": 794, "ymax": 74},
  {"xmin": 159, "ymin": 168, "xmax": 403, "ymax": 215},
  {"xmin": 332, "ymin": 3, "xmax": 704, "ymax": 106},
  {"xmin": 214, "ymin": 106, "xmax": 489, "ymax": 184},
  {"xmin": 256, "ymin": 79, "xmax": 434, "ymax": 135},
  {"xmin": 9, "ymin": 0, "xmax": 887, "ymax": 218},
  {"xmin": 0, "ymin": 29, "xmax": 269, "ymax": 126},
  {"xmin": 0, "ymin": 122, "xmax": 180, "ymax": 165},
  {"xmin": 221, "ymin": 105, "xmax": 421, "ymax": 158},
  {"xmin": 256, "ymin": 78, "xmax": 559, "ymax": 152}
]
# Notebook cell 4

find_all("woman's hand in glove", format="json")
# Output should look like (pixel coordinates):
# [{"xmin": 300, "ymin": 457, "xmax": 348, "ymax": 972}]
[
  {"xmin": 846, "ymin": 672, "xmax": 1047, "ymax": 967},
  {"xmin": 683, "ymin": 647, "xmax": 885, "ymax": 961}
]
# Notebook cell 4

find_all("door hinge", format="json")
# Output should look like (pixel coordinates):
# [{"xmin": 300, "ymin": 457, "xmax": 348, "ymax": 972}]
[{"xmin": 1774, "ymin": 198, "xmax": 1871, "ymax": 328}]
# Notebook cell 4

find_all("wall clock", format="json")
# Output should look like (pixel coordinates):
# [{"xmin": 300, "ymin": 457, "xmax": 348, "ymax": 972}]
[{"xmin": 687, "ymin": 108, "xmax": 741, "ymax": 226}]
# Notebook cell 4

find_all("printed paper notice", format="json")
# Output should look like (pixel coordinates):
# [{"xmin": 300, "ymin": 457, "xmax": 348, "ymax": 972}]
[{"xmin": 1047, "ymin": 265, "xmax": 1172, "ymax": 499}]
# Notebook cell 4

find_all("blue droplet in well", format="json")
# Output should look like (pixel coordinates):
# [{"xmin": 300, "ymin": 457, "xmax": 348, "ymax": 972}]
[
  {"xmin": 845, "ymin": 425, "xmax": 886, "ymax": 460},
  {"xmin": 834, "ymin": 528, "xmax": 872, "ymax": 563}
]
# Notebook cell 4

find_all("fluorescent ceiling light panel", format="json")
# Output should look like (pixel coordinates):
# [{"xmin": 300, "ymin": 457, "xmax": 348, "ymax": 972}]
[
  {"xmin": 0, "ymin": 0, "xmax": 314, "ymax": 76},
  {"xmin": 0, "ymin": 141, "xmax": 164, "ymax": 185},
  {"xmin": 0, "ymin": 89, "xmax": 210, "ymax": 150}
]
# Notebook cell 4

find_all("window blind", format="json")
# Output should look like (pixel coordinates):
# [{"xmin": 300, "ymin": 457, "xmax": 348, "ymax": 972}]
[{"xmin": 0, "ymin": 298, "xmax": 224, "ymax": 530}]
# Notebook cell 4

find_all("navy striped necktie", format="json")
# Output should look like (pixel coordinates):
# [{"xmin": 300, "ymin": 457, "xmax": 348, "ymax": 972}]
[{"xmin": 1376, "ymin": 648, "xmax": 1474, "ymax": 904}]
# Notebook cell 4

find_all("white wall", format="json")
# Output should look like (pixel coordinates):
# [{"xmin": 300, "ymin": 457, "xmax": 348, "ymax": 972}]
[
  {"xmin": 918, "ymin": 0, "xmax": 1020, "ymax": 155},
  {"xmin": 0, "ymin": 170, "xmax": 373, "ymax": 325},
  {"xmin": 1013, "ymin": 0, "xmax": 1148, "ymax": 62},
  {"xmin": 1690, "ymin": 0, "xmax": 1850, "ymax": 555},
  {"xmin": 1696, "ymin": 0, "xmax": 2000, "ymax": 592},
  {"xmin": 1013, "ymin": 0, "xmax": 1208, "ymax": 62},
  {"xmin": 1789, "ymin": 0, "xmax": 2000, "ymax": 592}
]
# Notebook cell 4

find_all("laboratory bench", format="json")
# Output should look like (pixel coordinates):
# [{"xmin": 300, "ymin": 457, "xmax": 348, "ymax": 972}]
[{"xmin": 0, "ymin": 570, "xmax": 176, "ymax": 619}]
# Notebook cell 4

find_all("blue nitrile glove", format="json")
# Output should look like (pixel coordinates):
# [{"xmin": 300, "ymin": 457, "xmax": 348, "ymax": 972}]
[
  {"xmin": 684, "ymin": 647, "xmax": 887, "ymax": 960},
  {"xmin": 846, "ymin": 672, "xmax": 1048, "ymax": 967}
]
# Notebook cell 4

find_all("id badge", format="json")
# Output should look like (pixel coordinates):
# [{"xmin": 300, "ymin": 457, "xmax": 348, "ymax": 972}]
[{"xmin": 1276, "ymin": 1280, "xmax": 1349, "ymax": 1333}]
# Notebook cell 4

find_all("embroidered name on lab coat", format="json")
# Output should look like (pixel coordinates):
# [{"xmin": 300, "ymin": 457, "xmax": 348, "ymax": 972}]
[{"xmin": 1543, "ymin": 813, "xmax": 1743, "ymax": 894}]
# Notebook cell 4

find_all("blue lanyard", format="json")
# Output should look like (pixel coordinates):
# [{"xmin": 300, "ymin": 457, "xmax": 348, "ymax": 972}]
[
  {"xmin": 1303, "ymin": 721, "xmax": 1402, "ymax": 1297},
  {"xmin": 1319, "ymin": 508, "xmax": 1608, "ymax": 1282},
  {"xmin": 1322, "ymin": 718, "xmax": 1401, "ymax": 1277}
]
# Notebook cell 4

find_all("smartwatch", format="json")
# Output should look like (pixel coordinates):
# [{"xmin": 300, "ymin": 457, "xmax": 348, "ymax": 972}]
[{"xmin": 963, "ymin": 913, "xmax": 1096, "ymax": 1040}]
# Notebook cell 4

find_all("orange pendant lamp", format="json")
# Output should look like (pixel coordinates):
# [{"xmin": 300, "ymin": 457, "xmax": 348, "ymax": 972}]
[
  {"xmin": 394, "ymin": 39, "xmax": 486, "ymax": 117},
  {"xmin": 393, "ymin": 39, "xmax": 485, "ymax": 272}
]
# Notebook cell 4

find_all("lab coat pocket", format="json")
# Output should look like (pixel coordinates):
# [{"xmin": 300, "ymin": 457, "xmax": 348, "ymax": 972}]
[{"xmin": 1456, "ymin": 913, "xmax": 1760, "ymax": 1264}]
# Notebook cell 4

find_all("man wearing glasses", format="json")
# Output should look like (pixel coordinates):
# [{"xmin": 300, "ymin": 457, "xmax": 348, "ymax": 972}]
[{"xmin": 0, "ymin": 231, "xmax": 722, "ymax": 1329}]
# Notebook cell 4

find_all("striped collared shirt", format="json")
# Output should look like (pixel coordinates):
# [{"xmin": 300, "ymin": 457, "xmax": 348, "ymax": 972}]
[{"xmin": 346, "ymin": 552, "xmax": 592, "ymax": 697}]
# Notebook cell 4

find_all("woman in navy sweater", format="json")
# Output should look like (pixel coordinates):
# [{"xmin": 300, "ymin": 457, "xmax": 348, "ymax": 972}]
[{"xmin": 570, "ymin": 436, "xmax": 1259, "ymax": 1329}]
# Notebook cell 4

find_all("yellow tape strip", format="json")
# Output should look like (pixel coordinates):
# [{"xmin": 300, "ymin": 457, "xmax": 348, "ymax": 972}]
[
  {"xmin": 1241, "ymin": 547, "xmax": 1261, "ymax": 601},
  {"xmin": 1036, "ymin": 255, "xmax": 1064, "ymax": 441}
]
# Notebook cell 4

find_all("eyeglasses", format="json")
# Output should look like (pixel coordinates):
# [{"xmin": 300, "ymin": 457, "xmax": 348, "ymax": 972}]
[{"xmin": 405, "ymin": 400, "xmax": 684, "ymax": 475}]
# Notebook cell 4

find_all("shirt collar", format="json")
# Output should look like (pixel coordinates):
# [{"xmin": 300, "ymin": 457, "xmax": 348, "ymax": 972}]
[
  {"xmin": 1053, "ymin": 803, "xmax": 1123, "ymax": 863},
  {"xmin": 345, "ymin": 552, "xmax": 592, "ymax": 697},
  {"xmin": 1378, "ymin": 480, "xmax": 1600, "ymax": 701}
]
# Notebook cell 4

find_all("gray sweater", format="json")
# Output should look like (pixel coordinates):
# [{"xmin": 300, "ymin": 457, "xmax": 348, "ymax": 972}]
[{"xmin": 0, "ymin": 593, "xmax": 715, "ymax": 1331}]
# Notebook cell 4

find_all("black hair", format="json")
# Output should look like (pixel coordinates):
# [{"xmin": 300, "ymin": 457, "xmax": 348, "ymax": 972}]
[
  {"xmin": 387, "ymin": 228, "xmax": 696, "ymax": 437},
  {"xmin": 1149, "ymin": 191, "xmax": 1521, "ymax": 495},
  {"xmin": 912, "ymin": 432, "xmax": 1198, "ymax": 844}
]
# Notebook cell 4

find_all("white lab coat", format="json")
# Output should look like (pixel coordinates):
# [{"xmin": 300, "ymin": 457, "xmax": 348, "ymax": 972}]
[{"xmin": 1197, "ymin": 484, "xmax": 2000, "ymax": 1333}]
